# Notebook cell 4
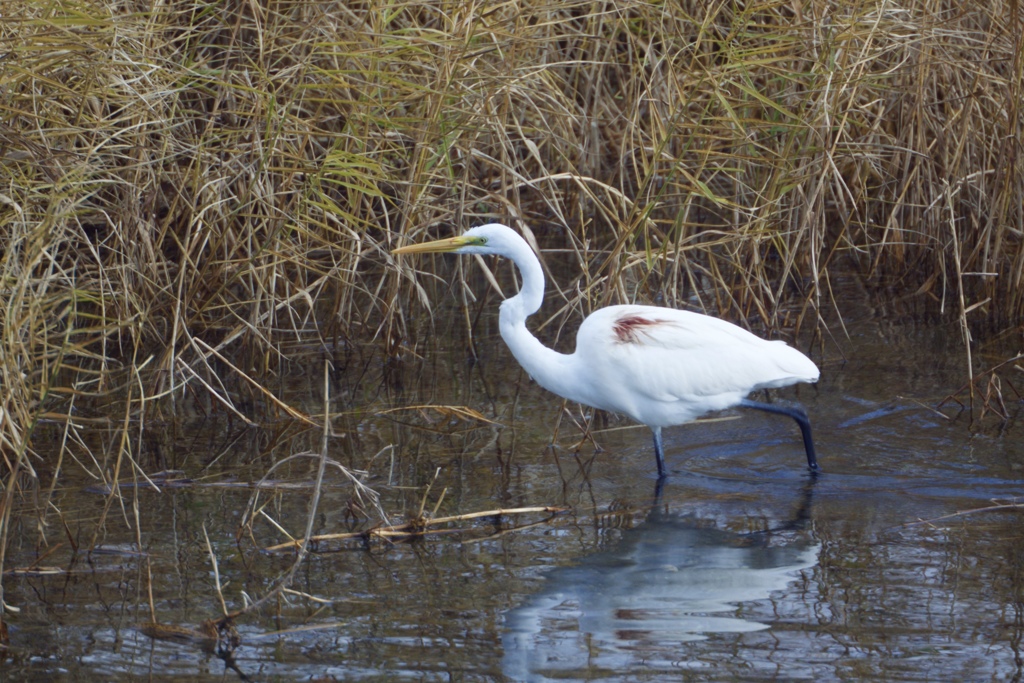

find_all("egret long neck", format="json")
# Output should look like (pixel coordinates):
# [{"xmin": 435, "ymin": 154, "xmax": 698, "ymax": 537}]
[
  {"xmin": 497, "ymin": 244, "xmax": 581, "ymax": 401},
  {"xmin": 503, "ymin": 239, "xmax": 545, "ymax": 317}
]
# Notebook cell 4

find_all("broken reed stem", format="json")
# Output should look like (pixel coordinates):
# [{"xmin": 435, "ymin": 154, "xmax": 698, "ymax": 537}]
[
  {"xmin": 192, "ymin": 339, "xmax": 318, "ymax": 427},
  {"xmin": 904, "ymin": 500, "xmax": 1024, "ymax": 527},
  {"xmin": 263, "ymin": 506, "xmax": 567, "ymax": 552},
  {"xmin": 305, "ymin": 362, "xmax": 333, "ymax": 551},
  {"xmin": 146, "ymin": 557, "xmax": 156, "ymax": 622},
  {"xmin": 202, "ymin": 525, "xmax": 228, "ymax": 617},
  {"xmin": 946, "ymin": 180, "xmax": 975, "ymax": 409},
  {"xmin": 225, "ymin": 361, "xmax": 334, "ymax": 620},
  {"xmin": 0, "ymin": 442, "xmax": 30, "ymax": 619}
]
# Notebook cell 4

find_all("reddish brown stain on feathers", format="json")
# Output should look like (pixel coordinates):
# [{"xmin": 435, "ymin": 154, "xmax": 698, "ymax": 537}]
[{"xmin": 612, "ymin": 315, "xmax": 666, "ymax": 343}]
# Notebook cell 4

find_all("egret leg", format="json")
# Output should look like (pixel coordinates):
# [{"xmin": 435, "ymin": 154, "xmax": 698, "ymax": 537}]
[
  {"xmin": 739, "ymin": 399, "xmax": 818, "ymax": 471},
  {"xmin": 651, "ymin": 426, "xmax": 667, "ymax": 479}
]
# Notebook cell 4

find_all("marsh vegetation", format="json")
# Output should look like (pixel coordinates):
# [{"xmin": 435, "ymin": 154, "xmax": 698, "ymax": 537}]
[{"xmin": 0, "ymin": 0, "xmax": 1022, "ymax": 676}]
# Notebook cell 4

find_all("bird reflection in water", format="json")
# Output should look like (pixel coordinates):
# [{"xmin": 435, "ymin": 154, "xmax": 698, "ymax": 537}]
[{"xmin": 501, "ymin": 479, "xmax": 819, "ymax": 680}]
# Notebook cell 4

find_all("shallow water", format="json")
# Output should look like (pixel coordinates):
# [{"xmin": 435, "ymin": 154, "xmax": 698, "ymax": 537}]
[{"xmin": 1, "ymin": 288, "xmax": 1022, "ymax": 682}]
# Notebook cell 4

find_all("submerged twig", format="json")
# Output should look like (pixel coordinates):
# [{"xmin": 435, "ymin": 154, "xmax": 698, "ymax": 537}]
[
  {"xmin": 203, "ymin": 525, "xmax": 228, "ymax": 617},
  {"xmin": 263, "ymin": 505, "xmax": 566, "ymax": 552},
  {"xmin": 903, "ymin": 501, "xmax": 1024, "ymax": 527}
]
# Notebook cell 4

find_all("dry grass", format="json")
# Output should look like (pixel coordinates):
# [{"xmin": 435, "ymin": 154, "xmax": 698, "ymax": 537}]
[{"xmin": 1, "ymin": 0, "xmax": 1022, "ymax": 615}]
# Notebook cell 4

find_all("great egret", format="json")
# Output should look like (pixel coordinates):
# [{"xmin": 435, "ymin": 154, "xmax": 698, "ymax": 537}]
[{"xmin": 393, "ymin": 223, "xmax": 819, "ymax": 478}]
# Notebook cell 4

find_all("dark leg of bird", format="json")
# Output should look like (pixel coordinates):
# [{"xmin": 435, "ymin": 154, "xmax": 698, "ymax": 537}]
[
  {"xmin": 739, "ymin": 399, "xmax": 818, "ymax": 470},
  {"xmin": 653, "ymin": 475, "xmax": 666, "ymax": 503},
  {"xmin": 651, "ymin": 426, "xmax": 667, "ymax": 479}
]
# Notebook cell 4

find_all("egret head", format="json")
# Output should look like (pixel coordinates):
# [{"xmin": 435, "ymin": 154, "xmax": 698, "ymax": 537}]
[{"xmin": 392, "ymin": 223, "xmax": 521, "ymax": 258}]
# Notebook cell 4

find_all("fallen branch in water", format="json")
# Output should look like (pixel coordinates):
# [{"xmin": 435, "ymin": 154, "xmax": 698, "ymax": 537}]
[
  {"xmin": 903, "ymin": 500, "xmax": 1024, "ymax": 527},
  {"xmin": 263, "ymin": 505, "xmax": 567, "ymax": 552}
]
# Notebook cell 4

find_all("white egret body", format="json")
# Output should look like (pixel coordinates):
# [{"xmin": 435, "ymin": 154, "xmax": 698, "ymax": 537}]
[{"xmin": 394, "ymin": 224, "xmax": 819, "ymax": 477}]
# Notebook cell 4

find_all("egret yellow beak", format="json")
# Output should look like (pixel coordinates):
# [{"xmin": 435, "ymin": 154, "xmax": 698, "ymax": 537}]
[{"xmin": 392, "ymin": 235, "xmax": 480, "ymax": 255}]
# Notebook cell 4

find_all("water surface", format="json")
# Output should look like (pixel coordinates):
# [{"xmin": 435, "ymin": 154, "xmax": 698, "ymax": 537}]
[{"xmin": 2, "ymin": 288, "xmax": 1022, "ymax": 682}]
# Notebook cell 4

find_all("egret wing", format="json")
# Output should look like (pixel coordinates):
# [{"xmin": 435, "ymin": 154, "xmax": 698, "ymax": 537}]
[{"xmin": 573, "ymin": 306, "xmax": 816, "ymax": 417}]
